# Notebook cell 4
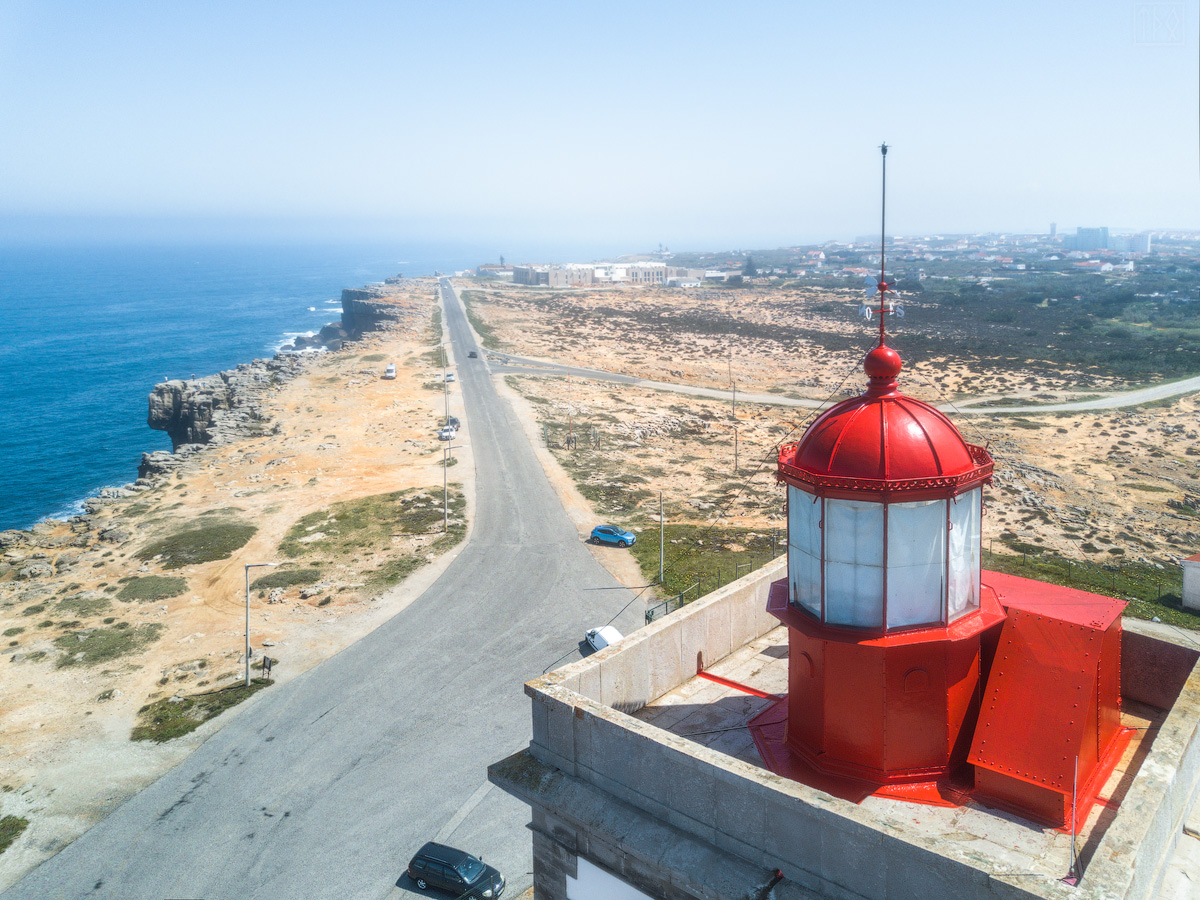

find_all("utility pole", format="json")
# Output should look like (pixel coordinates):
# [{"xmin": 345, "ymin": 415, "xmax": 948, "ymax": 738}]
[
  {"xmin": 734, "ymin": 426, "xmax": 739, "ymax": 474},
  {"xmin": 655, "ymin": 490, "xmax": 664, "ymax": 584},
  {"xmin": 728, "ymin": 351, "xmax": 736, "ymax": 419},
  {"xmin": 442, "ymin": 343, "xmax": 450, "ymax": 424},
  {"xmin": 442, "ymin": 444, "xmax": 465, "ymax": 531},
  {"xmin": 567, "ymin": 366, "xmax": 574, "ymax": 450}
]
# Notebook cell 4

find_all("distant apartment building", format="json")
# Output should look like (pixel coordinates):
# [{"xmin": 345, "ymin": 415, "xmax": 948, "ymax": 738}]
[
  {"xmin": 476, "ymin": 264, "xmax": 514, "ymax": 280},
  {"xmin": 513, "ymin": 265, "xmax": 550, "ymax": 285},
  {"xmin": 1110, "ymin": 233, "xmax": 1153, "ymax": 253},
  {"xmin": 1073, "ymin": 226, "xmax": 1110, "ymax": 251},
  {"xmin": 547, "ymin": 265, "xmax": 596, "ymax": 287}
]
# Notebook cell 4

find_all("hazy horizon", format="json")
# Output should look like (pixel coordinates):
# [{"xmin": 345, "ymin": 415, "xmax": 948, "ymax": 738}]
[{"xmin": 1, "ymin": 1, "xmax": 1196, "ymax": 249}]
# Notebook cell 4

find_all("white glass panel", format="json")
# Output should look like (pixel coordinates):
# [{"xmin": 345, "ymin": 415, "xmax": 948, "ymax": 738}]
[
  {"xmin": 948, "ymin": 487, "xmax": 982, "ymax": 620},
  {"xmin": 886, "ymin": 500, "xmax": 946, "ymax": 627},
  {"xmin": 787, "ymin": 488, "xmax": 821, "ymax": 615},
  {"xmin": 824, "ymin": 499, "xmax": 884, "ymax": 628}
]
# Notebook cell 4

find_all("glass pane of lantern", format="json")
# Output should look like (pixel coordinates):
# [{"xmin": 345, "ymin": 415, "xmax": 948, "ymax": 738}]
[
  {"xmin": 886, "ymin": 499, "xmax": 946, "ymax": 627},
  {"xmin": 788, "ymin": 488, "xmax": 822, "ymax": 616},
  {"xmin": 824, "ymin": 498, "xmax": 884, "ymax": 628},
  {"xmin": 948, "ymin": 487, "xmax": 982, "ymax": 620}
]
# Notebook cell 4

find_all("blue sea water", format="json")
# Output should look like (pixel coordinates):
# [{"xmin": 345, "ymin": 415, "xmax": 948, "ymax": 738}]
[{"xmin": 0, "ymin": 241, "xmax": 491, "ymax": 532}]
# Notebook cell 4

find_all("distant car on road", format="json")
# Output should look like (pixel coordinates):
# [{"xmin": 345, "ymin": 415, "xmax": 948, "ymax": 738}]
[
  {"xmin": 407, "ymin": 842, "xmax": 505, "ymax": 897},
  {"xmin": 445, "ymin": 372, "xmax": 457, "ymax": 383},
  {"xmin": 467, "ymin": 350, "xmax": 478, "ymax": 358},
  {"xmin": 586, "ymin": 625, "xmax": 624, "ymax": 652},
  {"xmin": 589, "ymin": 525, "xmax": 636, "ymax": 548},
  {"xmin": 383, "ymin": 364, "xmax": 396, "ymax": 379}
]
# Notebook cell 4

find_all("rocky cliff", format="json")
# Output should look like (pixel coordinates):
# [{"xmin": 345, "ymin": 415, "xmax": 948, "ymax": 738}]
[{"xmin": 146, "ymin": 356, "xmax": 299, "ymax": 452}]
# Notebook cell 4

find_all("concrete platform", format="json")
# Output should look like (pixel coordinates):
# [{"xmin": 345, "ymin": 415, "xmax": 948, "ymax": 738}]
[{"xmin": 633, "ymin": 624, "xmax": 1197, "ymax": 896}]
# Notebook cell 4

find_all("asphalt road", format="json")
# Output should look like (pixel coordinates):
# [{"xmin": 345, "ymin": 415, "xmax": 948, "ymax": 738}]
[
  {"xmin": 2, "ymin": 279, "xmax": 642, "ymax": 900},
  {"xmin": 486, "ymin": 353, "xmax": 1200, "ymax": 416}
]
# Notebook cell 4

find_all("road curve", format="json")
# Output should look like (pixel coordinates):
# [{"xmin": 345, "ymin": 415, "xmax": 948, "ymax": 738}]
[
  {"xmin": 1, "ymin": 280, "xmax": 641, "ymax": 900},
  {"xmin": 486, "ymin": 352, "xmax": 1200, "ymax": 416}
]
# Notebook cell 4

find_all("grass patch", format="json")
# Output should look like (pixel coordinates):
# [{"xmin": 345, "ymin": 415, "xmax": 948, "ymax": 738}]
[
  {"xmin": 630, "ymin": 524, "xmax": 783, "ymax": 601},
  {"xmin": 2, "ymin": 627, "xmax": 23, "ymax": 637},
  {"xmin": 130, "ymin": 679, "xmax": 272, "ymax": 743},
  {"xmin": 21, "ymin": 604, "xmax": 46, "ymax": 617},
  {"xmin": 250, "ymin": 567, "xmax": 323, "ymax": 590},
  {"xmin": 360, "ymin": 353, "xmax": 386, "ymax": 362},
  {"xmin": 117, "ymin": 576, "xmax": 188, "ymax": 602},
  {"xmin": 0, "ymin": 816, "xmax": 29, "ymax": 856},
  {"xmin": 982, "ymin": 549, "xmax": 1199, "ymax": 628},
  {"xmin": 56, "ymin": 594, "xmax": 113, "ymax": 617},
  {"xmin": 1123, "ymin": 483, "xmax": 1171, "ymax": 493},
  {"xmin": 54, "ymin": 623, "xmax": 165, "ymax": 667},
  {"xmin": 135, "ymin": 522, "xmax": 257, "ymax": 569}
]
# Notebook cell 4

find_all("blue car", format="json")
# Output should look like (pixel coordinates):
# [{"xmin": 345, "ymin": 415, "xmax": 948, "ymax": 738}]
[{"xmin": 590, "ymin": 525, "xmax": 636, "ymax": 548}]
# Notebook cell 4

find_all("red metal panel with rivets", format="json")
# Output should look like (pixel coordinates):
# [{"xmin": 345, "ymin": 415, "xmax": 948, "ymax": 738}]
[
  {"xmin": 969, "ymin": 609, "xmax": 1101, "ymax": 791},
  {"xmin": 824, "ymin": 641, "xmax": 885, "ymax": 768},
  {"xmin": 786, "ymin": 626, "xmax": 825, "ymax": 755}
]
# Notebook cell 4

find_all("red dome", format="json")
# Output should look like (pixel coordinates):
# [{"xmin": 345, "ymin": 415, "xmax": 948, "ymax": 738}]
[{"xmin": 779, "ymin": 344, "xmax": 992, "ymax": 499}]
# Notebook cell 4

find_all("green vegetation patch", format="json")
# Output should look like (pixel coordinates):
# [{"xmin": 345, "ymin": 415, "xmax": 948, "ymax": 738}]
[
  {"xmin": 131, "ymin": 679, "xmax": 272, "ymax": 743},
  {"xmin": 54, "ymin": 623, "xmax": 165, "ymax": 668},
  {"xmin": 360, "ymin": 353, "xmax": 386, "ymax": 362},
  {"xmin": 982, "ymin": 549, "xmax": 1198, "ymax": 628},
  {"xmin": 1123, "ymin": 483, "xmax": 1171, "ymax": 493},
  {"xmin": 250, "ymin": 567, "xmax": 323, "ymax": 591},
  {"xmin": 458, "ymin": 291, "xmax": 501, "ymax": 348},
  {"xmin": 278, "ymin": 489, "xmax": 465, "ymax": 559},
  {"xmin": 630, "ymin": 524, "xmax": 783, "ymax": 601},
  {"xmin": 0, "ymin": 816, "xmax": 29, "ymax": 857},
  {"xmin": 135, "ymin": 522, "xmax": 257, "ymax": 569},
  {"xmin": 117, "ymin": 576, "xmax": 188, "ymax": 603},
  {"xmin": 56, "ymin": 593, "xmax": 113, "ymax": 617}
]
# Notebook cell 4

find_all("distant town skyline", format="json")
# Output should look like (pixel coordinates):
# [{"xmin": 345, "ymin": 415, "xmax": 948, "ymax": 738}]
[{"xmin": 0, "ymin": 1, "xmax": 1196, "ymax": 247}]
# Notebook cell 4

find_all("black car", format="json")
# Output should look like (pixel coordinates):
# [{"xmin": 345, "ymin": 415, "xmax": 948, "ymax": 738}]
[
  {"xmin": 467, "ymin": 350, "xmax": 478, "ymax": 358},
  {"xmin": 407, "ymin": 842, "xmax": 505, "ymax": 898}
]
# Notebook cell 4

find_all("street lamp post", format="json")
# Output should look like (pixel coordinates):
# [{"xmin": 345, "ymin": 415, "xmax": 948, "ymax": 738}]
[{"xmin": 244, "ymin": 562, "xmax": 277, "ymax": 687}]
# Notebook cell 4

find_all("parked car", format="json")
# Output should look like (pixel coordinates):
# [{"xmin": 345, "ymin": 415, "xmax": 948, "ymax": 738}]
[
  {"xmin": 589, "ymin": 525, "xmax": 636, "ymax": 548},
  {"xmin": 442, "ymin": 416, "xmax": 460, "ymax": 430},
  {"xmin": 437, "ymin": 427, "xmax": 456, "ymax": 441},
  {"xmin": 467, "ymin": 350, "xmax": 478, "ymax": 358},
  {"xmin": 586, "ymin": 625, "xmax": 624, "ymax": 651},
  {"xmin": 407, "ymin": 842, "xmax": 505, "ymax": 898},
  {"xmin": 445, "ymin": 372, "xmax": 457, "ymax": 383},
  {"xmin": 383, "ymin": 364, "xmax": 396, "ymax": 379}
]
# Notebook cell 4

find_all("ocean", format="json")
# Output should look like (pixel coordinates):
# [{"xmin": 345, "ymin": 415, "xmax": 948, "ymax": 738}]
[{"xmin": 0, "ymin": 241, "xmax": 491, "ymax": 532}]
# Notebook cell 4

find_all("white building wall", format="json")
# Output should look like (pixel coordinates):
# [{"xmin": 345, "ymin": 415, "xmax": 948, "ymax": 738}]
[
  {"xmin": 1184, "ymin": 558, "xmax": 1200, "ymax": 611},
  {"xmin": 567, "ymin": 858, "xmax": 653, "ymax": 900}
]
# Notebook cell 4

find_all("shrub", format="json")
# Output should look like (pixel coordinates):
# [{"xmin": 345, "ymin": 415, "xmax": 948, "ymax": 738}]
[
  {"xmin": 54, "ymin": 623, "xmax": 165, "ymax": 667},
  {"xmin": 136, "ymin": 523, "xmax": 257, "ymax": 569},
  {"xmin": 0, "ymin": 816, "xmax": 29, "ymax": 856},
  {"xmin": 117, "ymin": 576, "xmax": 188, "ymax": 602},
  {"xmin": 250, "ymin": 568, "xmax": 323, "ymax": 591},
  {"xmin": 131, "ymin": 680, "xmax": 271, "ymax": 743}
]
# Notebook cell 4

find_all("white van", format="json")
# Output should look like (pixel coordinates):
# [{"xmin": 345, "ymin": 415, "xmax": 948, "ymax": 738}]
[{"xmin": 383, "ymin": 364, "xmax": 396, "ymax": 379}]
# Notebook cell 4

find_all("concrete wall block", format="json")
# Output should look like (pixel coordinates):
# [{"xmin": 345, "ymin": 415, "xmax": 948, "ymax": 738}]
[
  {"xmin": 544, "ymin": 697, "xmax": 577, "ymax": 771},
  {"xmin": 706, "ymin": 597, "xmax": 734, "ymax": 667},
  {"xmin": 713, "ymin": 767, "xmax": 769, "ymax": 849},
  {"xmin": 713, "ymin": 828, "xmax": 771, "ymax": 871},
  {"xmin": 664, "ymin": 807, "xmax": 718, "ymax": 847},
  {"xmin": 818, "ymin": 815, "xmax": 885, "ymax": 898},
  {"xmin": 757, "ymin": 793, "xmax": 823, "ymax": 873},
  {"xmin": 647, "ymin": 622, "xmax": 685, "ymax": 703},
  {"xmin": 681, "ymin": 609, "xmax": 709, "ymax": 672},
  {"xmin": 531, "ymin": 695, "xmax": 550, "ymax": 754},
  {"xmin": 532, "ymin": 827, "xmax": 576, "ymax": 900},
  {"xmin": 598, "ymin": 650, "xmax": 652, "ymax": 714},
  {"xmin": 575, "ymin": 662, "xmax": 602, "ymax": 702},
  {"xmin": 883, "ymin": 837, "xmax": 987, "ymax": 900}
]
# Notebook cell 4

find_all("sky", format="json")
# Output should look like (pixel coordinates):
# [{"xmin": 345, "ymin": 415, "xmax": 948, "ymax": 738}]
[{"xmin": 0, "ymin": 0, "xmax": 1197, "ymax": 249}]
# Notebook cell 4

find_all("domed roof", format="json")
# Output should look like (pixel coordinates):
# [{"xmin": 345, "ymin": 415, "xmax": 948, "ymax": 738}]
[{"xmin": 779, "ymin": 342, "xmax": 992, "ymax": 498}]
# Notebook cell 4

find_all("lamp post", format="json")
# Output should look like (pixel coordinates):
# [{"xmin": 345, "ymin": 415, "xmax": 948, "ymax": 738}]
[
  {"xmin": 441, "ymin": 341, "xmax": 453, "ymax": 425},
  {"xmin": 244, "ymin": 562, "xmax": 277, "ymax": 687}
]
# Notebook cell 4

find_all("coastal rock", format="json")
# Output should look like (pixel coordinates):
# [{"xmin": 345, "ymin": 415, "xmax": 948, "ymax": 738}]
[
  {"xmin": 17, "ymin": 563, "xmax": 53, "ymax": 580},
  {"xmin": 0, "ymin": 531, "xmax": 29, "ymax": 549},
  {"xmin": 99, "ymin": 526, "xmax": 133, "ymax": 544}
]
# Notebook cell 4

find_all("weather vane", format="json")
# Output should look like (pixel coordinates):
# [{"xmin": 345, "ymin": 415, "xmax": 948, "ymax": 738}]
[{"xmin": 858, "ymin": 142, "xmax": 904, "ymax": 335}]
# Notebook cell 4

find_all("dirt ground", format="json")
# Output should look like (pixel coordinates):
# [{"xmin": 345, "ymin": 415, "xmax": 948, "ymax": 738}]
[{"xmin": 0, "ymin": 279, "xmax": 478, "ymax": 888}]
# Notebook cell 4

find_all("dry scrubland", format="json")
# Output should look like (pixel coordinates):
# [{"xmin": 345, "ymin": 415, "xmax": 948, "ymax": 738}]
[
  {"xmin": 464, "ymin": 279, "xmax": 1200, "ymax": 623},
  {"xmin": 0, "ymin": 279, "xmax": 467, "ymax": 886}
]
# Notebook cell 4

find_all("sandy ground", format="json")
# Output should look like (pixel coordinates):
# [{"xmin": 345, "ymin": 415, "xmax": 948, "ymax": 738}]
[{"xmin": 0, "ymin": 279, "xmax": 481, "ymax": 889}]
